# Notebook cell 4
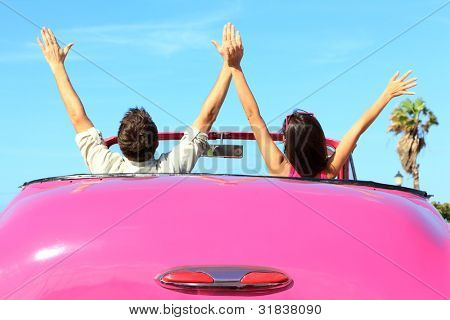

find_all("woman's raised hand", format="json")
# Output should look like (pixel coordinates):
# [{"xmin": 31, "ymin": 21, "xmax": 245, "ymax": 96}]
[
  {"xmin": 384, "ymin": 70, "xmax": 417, "ymax": 99},
  {"xmin": 212, "ymin": 23, "xmax": 243, "ymax": 68},
  {"xmin": 37, "ymin": 27, "xmax": 73, "ymax": 72}
]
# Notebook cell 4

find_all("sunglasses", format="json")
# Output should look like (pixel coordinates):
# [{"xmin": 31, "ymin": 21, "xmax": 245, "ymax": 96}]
[{"xmin": 284, "ymin": 110, "xmax": 315, "ymax": 130}]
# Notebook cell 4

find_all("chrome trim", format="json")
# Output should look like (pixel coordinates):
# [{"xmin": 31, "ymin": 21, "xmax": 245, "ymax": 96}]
[
  {"xmin": 20, "ymin": 173, "xmax": 429, "ymax": 198},
  {"xmin": 349, "ymin": 154, "xmax": 357, "ymax": 180}
]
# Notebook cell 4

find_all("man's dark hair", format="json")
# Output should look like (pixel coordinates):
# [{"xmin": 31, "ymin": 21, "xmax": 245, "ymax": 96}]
[{"xmin": 117, "ymin": 107, "xmax": 158, "ymax": 162}]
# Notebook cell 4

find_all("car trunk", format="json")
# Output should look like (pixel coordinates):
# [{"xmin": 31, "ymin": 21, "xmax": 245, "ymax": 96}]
[{"xmin": 0, "ymin": 175, "xmax": 448, "ymax": 299}]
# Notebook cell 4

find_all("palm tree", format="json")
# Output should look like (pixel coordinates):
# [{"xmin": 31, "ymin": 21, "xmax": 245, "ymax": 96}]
[{"xmin": 388, "ymin": 98, "xmax": 438, "ymax": 189}]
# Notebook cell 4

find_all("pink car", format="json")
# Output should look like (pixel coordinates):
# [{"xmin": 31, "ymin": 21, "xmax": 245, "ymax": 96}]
[{"xmin": 0, "ymin": 132, "xmax": 448, "ymax": 299}]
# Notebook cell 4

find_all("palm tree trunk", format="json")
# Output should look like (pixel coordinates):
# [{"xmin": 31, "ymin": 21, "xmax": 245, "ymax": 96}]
[{"xmin": 412, "ymin": 163, "xmax": 420, "ymax": 190}]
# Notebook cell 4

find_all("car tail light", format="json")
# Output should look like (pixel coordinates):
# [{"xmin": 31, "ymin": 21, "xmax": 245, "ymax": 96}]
[
  {"xmin": 240, "ymin": 272, "xmax": 288, "ymax": 284},
  {"xmin": 162, "ymin": 271, "xmax": 214, "ymax": 284},
  {"xmin": 156, "ymin": 266, "xmax": 292, "ymax": 294}
]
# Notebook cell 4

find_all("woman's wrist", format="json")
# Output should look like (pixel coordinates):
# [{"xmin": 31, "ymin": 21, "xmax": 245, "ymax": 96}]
[
  {"xmin": 51, "ymin": 62, "xmax": 66, "ymax": 75},
  {"xmin": 380, "ymin": 90, "xmax": 393, "ymax": 102}
]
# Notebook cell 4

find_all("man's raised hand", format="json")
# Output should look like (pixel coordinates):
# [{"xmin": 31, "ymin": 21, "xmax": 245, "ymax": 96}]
[
  {"xmin": 37, "ymin": 27, "xmax": 73, "ymax": 72},
  {"xmin": 211, "ymin": 23, "xmax": 229, "ymax": 60}
]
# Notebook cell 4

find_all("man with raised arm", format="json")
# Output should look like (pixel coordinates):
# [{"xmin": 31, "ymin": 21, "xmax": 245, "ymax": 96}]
[{"xmin": 37, "ymin": 25, "xmax": 233, "ymax": 174}]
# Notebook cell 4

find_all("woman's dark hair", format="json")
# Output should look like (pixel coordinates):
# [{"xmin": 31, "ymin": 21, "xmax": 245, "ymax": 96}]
[
  {"xmin": 118, "ymin": 107, "xmax": 158, "ymax": 162},
  {"xmin": 281, "ymin": 110, "xmax": 328, "ymax": 177}
]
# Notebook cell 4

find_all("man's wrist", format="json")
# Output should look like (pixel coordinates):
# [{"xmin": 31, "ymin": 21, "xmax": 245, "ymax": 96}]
[{"xmin": 230, "ymin": 65, "xmax": 242, "ymax": 74}]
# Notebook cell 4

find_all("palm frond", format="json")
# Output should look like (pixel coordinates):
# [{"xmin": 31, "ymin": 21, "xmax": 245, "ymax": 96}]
[{"xmin": 389, "ymin": 98, "xmax": 438, "ymax": 181}]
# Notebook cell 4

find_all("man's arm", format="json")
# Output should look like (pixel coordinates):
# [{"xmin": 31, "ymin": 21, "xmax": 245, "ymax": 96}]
[
  {"xmin": 37, "ymin": 27, "xmax": 93, "ymax": 133},
  {"xmin": 192, "ymin": 23, "xmax": 233, "ymax": 133}
]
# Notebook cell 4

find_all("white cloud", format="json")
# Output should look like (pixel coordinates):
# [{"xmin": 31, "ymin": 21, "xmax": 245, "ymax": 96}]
[
  {"xmin": 0, "ymin": 51, "xmax": 40, "ymax": 63},
  {"xmin": 0, "ymin": 40, "xmax": 83, "ymax": 63},
  {"xmin": 0, "ymin": 6, "xmax": 241, "ymax": 63},
  {"xmin": 309, "ymin": 38, "xmax": 375, "ymax": 65},
  {"xmin": 59, "ymin": 13, "xmax": 236, "ymax": 56}
]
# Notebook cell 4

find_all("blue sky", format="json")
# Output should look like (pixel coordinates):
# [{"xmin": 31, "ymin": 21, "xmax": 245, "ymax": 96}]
[{"xmin": 0, "ymin": 0, "xmax": 449, "ymax": 209}]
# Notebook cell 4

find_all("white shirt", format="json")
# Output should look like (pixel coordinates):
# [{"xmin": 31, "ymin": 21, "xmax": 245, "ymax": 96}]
[{"xmin": 75, "ymin": 126, "xmax": 208, "ymax": 174}]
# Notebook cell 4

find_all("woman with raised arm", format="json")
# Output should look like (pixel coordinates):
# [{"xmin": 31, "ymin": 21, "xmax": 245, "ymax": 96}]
[{"xmin": 225, "ymin": 23, "xmax": 417, "ymax": 179}]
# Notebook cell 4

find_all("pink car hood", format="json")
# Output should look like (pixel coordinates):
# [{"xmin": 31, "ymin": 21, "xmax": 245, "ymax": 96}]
[{"xmin": 0, "ymin": 175, "xmax": 448, "ymax": 299}]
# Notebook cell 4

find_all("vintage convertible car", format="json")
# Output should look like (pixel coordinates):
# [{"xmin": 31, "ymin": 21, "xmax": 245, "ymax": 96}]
[{"xmin": 0, "ymin": 132, "xmax": 448, "ymax": 299}]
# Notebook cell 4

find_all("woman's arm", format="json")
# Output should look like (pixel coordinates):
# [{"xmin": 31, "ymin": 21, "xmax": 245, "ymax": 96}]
[
  {"xmin": 227, "ymin": 25, "xmax": 287, "ymax": 175},
  {"xmin": 38, "ymin": 27, "xmax": 93, "ymax": 133},
  {"xmin": 231, "ymin": 67, "xmax": 287, "ymax": 175},
  {"xmin": 327, "ymin": 71, "xmax": 417, "ymax": 178}
]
